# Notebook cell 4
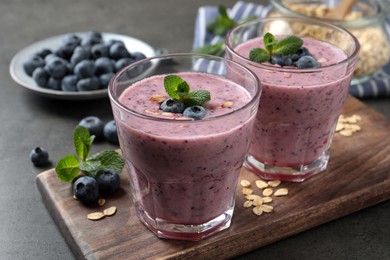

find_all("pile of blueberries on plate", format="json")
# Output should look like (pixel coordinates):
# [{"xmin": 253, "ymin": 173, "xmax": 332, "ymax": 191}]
[{"xmin": 23, "ymin": 31, "xmax": 146, "ymax": 91}]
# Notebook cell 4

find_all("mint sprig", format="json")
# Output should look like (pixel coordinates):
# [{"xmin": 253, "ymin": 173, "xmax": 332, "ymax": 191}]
[
  {"xmin": 249, "ymin": 32, "xmax": 303, "ymax": 64},
  {"xmin": 207, "ymin": 6, "xmax": 237, "ymax": 36},
  {"xmin": 55, "ymin": 125, "xmax": 124, "ymax": 182},
  {"xmin": 164, "ymin": 75, "xmax": 210, "ymax": 106},
  {"xmin": 192, "ymin": 40, "xmax": 225, "ymax": 57}
]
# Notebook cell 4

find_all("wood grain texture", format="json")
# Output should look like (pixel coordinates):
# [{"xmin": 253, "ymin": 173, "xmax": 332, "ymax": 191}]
[{"xmin": 36, "ymin": 96, "xmax": 390, "ymax": 260}]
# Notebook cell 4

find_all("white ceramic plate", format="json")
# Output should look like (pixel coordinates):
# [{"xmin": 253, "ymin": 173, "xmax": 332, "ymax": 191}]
[{"xmin": 10, "ymin": 32, "xmax": 156, "ymax": 100}]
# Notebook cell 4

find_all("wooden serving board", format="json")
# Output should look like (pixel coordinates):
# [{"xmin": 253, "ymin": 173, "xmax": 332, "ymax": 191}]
[{"xmin": 36, "ymin": 96, "xmax": 390, "ymax": 260}]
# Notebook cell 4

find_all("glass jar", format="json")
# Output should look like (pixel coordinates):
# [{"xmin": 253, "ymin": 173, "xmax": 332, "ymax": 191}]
[{"xmin": 268, "ymin": 0, "xmax": 390, "ymax": 82}]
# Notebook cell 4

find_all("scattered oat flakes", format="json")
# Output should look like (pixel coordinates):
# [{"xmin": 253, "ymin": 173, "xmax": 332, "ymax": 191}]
[
  {"xmin": 240, "ymin": 179, "xmax": 251, "ymax": 187},
  {"xmin": 274, "ymin": 188, "xmax": 289, "ymax": 197},
  {"xmin": 242, "ymin": 187, "xmax": 254, "ymax": 195},
  {"xmin": 262, "ymin": 196, "xmax": 273, "ymax": 203},
  {"xmin": 149, "ymin": 94, "xmax": 166, "ymax": 103},
  {"xmin": 252, "ymin": 206, "xmax": 263, "ymax": 216},
  {"xmin": 336, "ymin": 114, "xmax": 362, "ymax": 137},
  {"xmin": 98, "ymin": 198, "xmax": 106, "ymax": 207},
  {"xmin": 255, "ymin": 179, "xmax": 268, "ymax": 189},
  {"xmin": 259, "ymin": 204, "xmax": 274, "ymax": 213},
  {"xmin": 339, "ymin": 129, "xmax": 353, "ymax": 136},
  {"xmin": 87, "ymin": 212, "xmax": 105, "ymax": 221},
  {"xmin": 221, "ymin": 101, "xmax": 234, "ymax": 108},
  {"xmin": 103, "ymin": 206, "xmax": 117, "ymax": 216},
  {"xmin": 268, "ymin": 180, "xmax": 281, "ymax": 187},
  {"xmin": 243, "ymin": 201, "xmax": 253, "ymax": 208},
  {"xmin": 245, "ymin": 194, "xmax": 262, "ymax": 201},
  {"xmin": 262, "ymin": 188, "xmax": 273, "ymax": 197},
  {"xmin": 252, "ymin": 196, "xmax": 263, "ymax": 206}
]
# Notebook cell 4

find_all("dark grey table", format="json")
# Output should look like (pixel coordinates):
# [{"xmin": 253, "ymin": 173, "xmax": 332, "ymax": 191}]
[{"xmin": 1, "ymin": 1, "xmax": 389, "ymax": 259}]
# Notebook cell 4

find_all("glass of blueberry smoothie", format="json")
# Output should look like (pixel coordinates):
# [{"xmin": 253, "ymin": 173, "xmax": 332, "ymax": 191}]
[
  {"xmin": 225, "ymin": 17, "xmax": 359, "ymax": 182},
  {"xmin": 108, "ymin": 54, "xmax": 261, "ymax": 240}
]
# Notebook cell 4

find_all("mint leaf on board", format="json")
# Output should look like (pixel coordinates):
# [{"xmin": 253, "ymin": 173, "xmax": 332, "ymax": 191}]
[
  {"xmin": 55, "ymin": 154, "xmax": 80, "ymax": 182},
  {"xmin": 79, "ymin": 159, "xmax": 101, "ymax": 177},
  {"xmin": 207, "ymin": 6, "xmax": 237, "ymax": 36},
  {"xmin": 184, "ymin": 90, "xmax": 211, "ymax": 107},
  {"xmin": 192, "ymin": 41, "xmax": 225, "ymax": 57},
  {"xmin": 74, "ymin": 126, "xmax": 95, "ymax": 161},
  {"xmin": 164, "ymin": 75, "xmax": 190, "ymax": 100},
  {"xmin": 249, "ymin": 48, "xmax": 270, "ymax": 63},
  {"xmin": 271, "ymin": 35, "xmax": 303, "ymax": 55},
  {"xmin": 90, "ymin": 150, "xmax": 124, "ymax": 175}
]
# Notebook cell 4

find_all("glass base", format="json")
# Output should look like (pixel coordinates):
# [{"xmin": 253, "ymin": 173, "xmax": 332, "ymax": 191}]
[
  {"xmin": 244, "ymin": 152, "xmax": 330, "ymax": 182},
  {"xmin": 134, "ymin": 202, "xmax": 234, "ymax": 241}
]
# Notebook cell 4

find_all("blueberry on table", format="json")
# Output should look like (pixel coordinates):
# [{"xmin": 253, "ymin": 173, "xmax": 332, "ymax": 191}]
[
  {"xmin": 61, "ymin": 75, "xmax": 78, "ymax": 92},
  {"xmin": 29, "ymin": 147, "xmax": 49, "ymax": 167},
  {"xmin": 44, "ymin": 57, "xmax": 68, "ymax": 79},
  {"xmin": 78, "ymin": 116, "xmax": 104, "ymax": 137},
  {"xmin": 109, "ymin": 42, "xmax": 131, "ymax": 60},
  {"xmin": 32, "ymin": 67, "xmax": 49, "ymax": 87},
  {"xmin": 96, "ymin": 169, "xmax": 120, "ymax": 195},
  {"xmin": 47, "ymin": 77, "xmax": 61, "ymax": 90},
  {"xmin": 183, "ymin": 106, "xmax": 207, "ymax": 120},
  {"xmin": 99, "ymin": 72, "xmax": 115, "ymax": 89},
  {"xmin": 23, "ymin": 55, "xmax": 45, "ymax": 76},
  {"xmin": 114, "ymin": 57, "xmax": 135, "ymax": 72},
  {"xmin": 91, "ymin": 43, "xmax": 109, "ymax": 59},
  {"xmin": 95, "ymin": 57, "xmax": 115, "ymax": 76},
  {"xmin": 271, "ymin": 54, "xmax": 292, "ymax": 67},
  {"xmin": 74, "ymin": 60, "xmax": 95, "ymax": 79},
  {"xmin": 296, "ymin": 55, "xmax": 320, "ymax": 69},
  {"xmin": 73, "ymin": 176, "xmax": 99, "ymax": 204},
  {"xmin": 160, "ymin": 98, "xmax": 186, "ymax": 113},
  {"xmin": 76, "ymin": 77, "xmax": 100, "ymax": 91},
  {"xmin": 103, "ymin": 120, "xmax": 119, "ymax": 144}
]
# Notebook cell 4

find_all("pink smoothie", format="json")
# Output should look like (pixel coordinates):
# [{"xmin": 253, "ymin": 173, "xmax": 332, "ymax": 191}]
[
  {"xmin": 116, "ymin": 72, "xmax": 255, "ymax": 225},
  {"xmin": 230, "ymin": 37, "xmax": 352, "ymax": 167}
]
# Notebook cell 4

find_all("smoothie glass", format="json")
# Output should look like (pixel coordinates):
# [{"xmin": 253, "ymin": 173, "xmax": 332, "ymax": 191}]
[
  {"xmin": 108, "ymin": 54, "xmax": 261, "ymax": 241},
  {"xmin": 225, "ymin": 17, "xmax": 360, "ymax": 182}
]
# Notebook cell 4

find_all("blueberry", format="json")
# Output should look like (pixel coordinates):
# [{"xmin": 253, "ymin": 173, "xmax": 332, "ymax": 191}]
[
  {"xmin": 73, "ymin": 176, "xmax": 99, "ymax": 204},
  {"xmin": 271, "ymin": 54, "xmax": 293, "ymax": 66},
  {"xmin": 74, "ymin": 60, "xmax": 95, "ymax": 79},
  {"xmin": 35, "ymin": 48, "xmax": 52, "ymax": 59},
  {"xmin": 107, "ymin": 39, "xmax": 124, "ymax": 47},
  {"xmin": 78, "ymin": 116, "xmax": 104, "ymax": 137},
  {"xmin": 296, "ymin": 55, "xmax": 320, "ymax": 69},
  {"xmin": 109, "ymin": 42, "xmax": 131, "ymax": 60},
  {"xmin": 99, "ymin": 73, "xmax": 114, "ymax": 89},
  {"xmin": 76, "ymin": 77, "xmax": 100, "ymax": 91},
  {"xmin": 82, "ymin": 31, "xmax": 103, "ymax": 46},
  {"xmin": 70, "ymin": 48, "xmax": 90, "ymax": 66},
  {"xmin": 29, "ymin": 147, "xmax": 49, "ymax": 167},
  {"xmin": 131, "ymin": 52, "xmax": 146, "ymax": 61},
  {"xmin": 32, "ymin": 67, "xmax": 49, "ymax": 87},
  {"xmin": 103, "ymin": 120, "xmax": 119, "ymax": 144},
  {"xmin": 95, "ymin": 57, "xmax": 115, "ymax": 76},
  {"xmin": 61, "ymin": 75, "xmax": 78, "ymax": 92},
  {"xmin": 91, "ymin": 43, "xmax": 109, "ymax": 59},
  {"xmin": 44, "ymin": 53, "xmax": 57, "ymax": 63},
  {"xmin": 23, "ymin": 55, "xmax": 45, "ymax": 76},
  {"xmin": 44, "ymin": 57, "xmax": 68, "ymax": 79},
  {"xmin": 96, "ymin": 169, "xmax": 120, "ymax": 195},
  {"xmin": 183, "ymin": 106, "xmax": 207, "ymax": 120},
  {"xmin": 114, "ymin": 57, "xmax": 135, "ymax": 72},
  {"xmin": 160, "ymin": 98, "xmax": 185, "ymax": 113},
  {"xmin": 47, "ymin": 77, "xmax": 61, "ymax": 90},
  {"xmin": 62, "ymin": 33, "xmax": 82, "ymax": 46},
  {"xmin": 55, "ymin": 41, "xmax": 79, "ymax": 60}
]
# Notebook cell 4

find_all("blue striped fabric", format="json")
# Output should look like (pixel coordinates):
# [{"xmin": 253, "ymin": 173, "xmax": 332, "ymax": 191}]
[{"xmin": 192, "ymin": 1, "xmax": 390, "ymax": 98}]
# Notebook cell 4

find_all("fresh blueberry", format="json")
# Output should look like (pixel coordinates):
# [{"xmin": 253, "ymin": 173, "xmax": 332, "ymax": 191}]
[
  {"xmin": 47, "ymin": 77, "xmax": 62, "ymax": 90},
  {"xmin": 73, "ymin": 176, "xmax": 99, "ymax": 204},
  {"xmin": 296, "ymin": 55, "xmax": 320, "ymax": 69},
  {"xmin": 271, "ymin": 54, "xmax": 293, "ymax": 67},
  {"xmin": 70, "ymin": 48, "xmax": 90, "ymax": 66},
  {"xmin": 131, "ymin": 52, "xmax": 146, "ymax": 61},
  {"xmin": 29, "ymin": 147, "xmax": 49, "ymax": 167},
  {"xmin": 99, "ymin": 73, "xmax": 114, "ymax": 89},
  {"xmin": 95, "ymin": 57, "xmax": 115, "ymax": 76},
  {"xmin": 114, "ymin": 57, "xmax": 135, "ymax": 72},
  {"xmin": 32, "ymin": 67, "xmax": 49, "ymax": 87},
  {"xmin": 96, "ymin": 169, "xmax": 120, "ymax": 195},
  {"xmin": 62, "ymin": 33, "xmax": 82, "ymax": 46},
  {"xmin": 61, "ymin": 75, "xmax": 78, "ymax": 92},
  {"xmin": 74, "ymin": 60, "xmax": 95, "ymax": 79},
  {"xmin": 44, "ymin": 53, "xmax": 57, "ymax": 63},
  {"xmin": 82, "ymin": 31, "xmax": 103, "ymax": 46},
  {"xmin": 107, "ymin": 39, "xmax": 124, "ymax": 47},
  {"xmin": 160, "ymin": 98, "xmax": 185, "ymax": 113},
  {"xmin": 35, "ymin": 48, "xmax": 52, "ymax": 59},
  {"xmin": 44, "ymin": 57, "xmax": 68, "ymax": 79},
  {"xmin": 291, "ymin": 47, "xmax": 311, "ymax": 62},
  {"xmin": 76, "ymin": 77, "xmax": 100, "ymax": 91},
  {"xmin": 91, "ymin": 43, "xmax": 109, "ymax": 59},
  {"xmin": 55, "ymin": 41, "xmax": 79, "ymax": 60},
  {"xmin": 109, "ymin": 42, "xmax": 131, "ymax": 60},
  {"xmin": 103, "ymin": 120, "xmax": 119, "ymax": 144},
  {"xmin": 78, "ymin": 116, "xmax": 104, "ymax": 137},
  {"xmin": 183, "ymin": 106, "xmax": 207, "ymax": 120},
  {"xmin": 23, "ymin": 55, "xmax": 45, "ymax": 76}
]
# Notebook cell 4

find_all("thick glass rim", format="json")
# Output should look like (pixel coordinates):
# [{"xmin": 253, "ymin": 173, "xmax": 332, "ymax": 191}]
[
  {"xmin": 108, "ymin": 53, "xmax": 261, "ymax": 123},
  {"xmin": 225, "ymin": 16, "xmax": 360, "ymax": 74}
]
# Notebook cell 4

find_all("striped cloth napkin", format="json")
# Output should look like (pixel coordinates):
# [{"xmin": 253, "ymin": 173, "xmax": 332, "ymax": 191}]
[{"xmin": 192, "ymin": 1, "xmax": 390, "ymax": 98}]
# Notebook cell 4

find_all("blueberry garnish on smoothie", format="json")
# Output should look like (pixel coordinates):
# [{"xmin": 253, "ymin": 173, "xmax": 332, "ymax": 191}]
[
  {"xmin": 249, "ymin": 32, "xmax": 320, "ymax": 68},
  {"xmin": 159, "ymin": 75, "xmax": 211, "ymax": 120}
]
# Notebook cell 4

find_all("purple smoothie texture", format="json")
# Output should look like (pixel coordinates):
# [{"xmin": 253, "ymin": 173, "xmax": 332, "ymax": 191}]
[
  {"xmin": 232, "ymin": 37, "xmax": 353, "ymax": 166},
  {"xmin": 116, "ymin": 72, "xmax": 256, "ymax": 224}
]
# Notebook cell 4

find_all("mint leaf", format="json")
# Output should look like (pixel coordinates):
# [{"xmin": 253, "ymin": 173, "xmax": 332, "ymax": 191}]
[
  {"xmin": 192, "ymin": 41, "xmax": 225, "ymax": 56},
  {"xmin": 90, "ymin": 150, "xmax": 124, "ymax": 175},
  {"xmin": 249, "ymin": 48, "xmax": 270, "ymax": 63},
  {"xmin": 184, "ymin": 90, "xmax": 211, "ymax": 106},
  {"xmin": 74, "ymin": 126, "xmax": 95, "ymax": 161},
  {"xmin": 164, "ymin": 75, "xmax": 190, "ymax": 100},
  {"xmin": 79, "ymin": 159, "xmax": 101, "ymax": 177},
  {"xmin": 272, "ymin": 35, "xmax": 303, "ymax": 55},
  {"xmin": 207, "ymin": 6, "xmax": 237, "ymax": 36},
  {"xmin": 55, "ymin": 154, "xmax": 80, "ymax": 182},
  {"xmin": 263, "ymin": 32, "xmax": 276, "ymax": 54}
]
